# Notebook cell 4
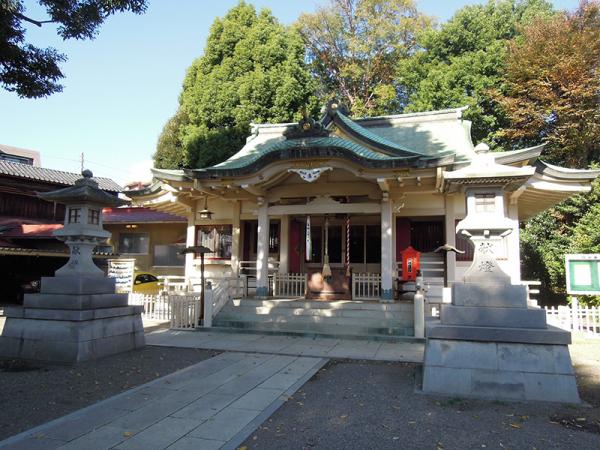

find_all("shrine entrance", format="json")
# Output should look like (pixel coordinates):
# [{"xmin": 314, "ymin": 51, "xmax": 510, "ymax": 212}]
[{"xmin": 291, "ymin": 215, "xmax": 381, "ymax": 300}]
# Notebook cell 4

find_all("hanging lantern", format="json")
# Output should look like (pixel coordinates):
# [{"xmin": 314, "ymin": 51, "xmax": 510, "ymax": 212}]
[
  {"xmin": 322, "ymin": 215, "xmax": 332, "ymax": 278},
  {"xmin": 199, "ymin": 196, "xmax": 213, "ymax": 219},
  {"xmin": 305, "ymin": 215, "xmax": 312, "ymax": 261}
]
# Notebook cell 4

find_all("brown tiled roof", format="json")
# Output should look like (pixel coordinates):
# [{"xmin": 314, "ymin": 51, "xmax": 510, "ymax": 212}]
[
  {"xmin": 0, "ymin": 160, "xmax": 122, "ymax": 192},
  {"xmin": 102, "ymin": 207, "xmax": 186, "ymax": 223}
]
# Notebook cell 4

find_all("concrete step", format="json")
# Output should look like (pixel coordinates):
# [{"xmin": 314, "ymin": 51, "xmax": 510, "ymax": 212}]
[
  {"xmin": 212, "ymin": 319, "xmax": 414, "ymax": 339},
  {"xmin": 235, "ymin": 298, "xmax": 413, "ymax": 312},
  {"xmin": 220, "ymin": 304, "xmax": 411, "ymax": 320},
  {"xmin": 216, "ymin": 311, "xmax": 413, "ymax": 328}
]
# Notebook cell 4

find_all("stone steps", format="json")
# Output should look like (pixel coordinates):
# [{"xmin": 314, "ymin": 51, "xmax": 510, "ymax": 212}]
[
  {"xmin": 235, "ymin": 298, "xmax": 412, "ymax": 312},
  {"xmin": 214, "ymin": 298, "xmax": 415, "ymax": 340},
  {"xmin": 220, "ymin": 304, "xmax": 412, "ymax": 320}
]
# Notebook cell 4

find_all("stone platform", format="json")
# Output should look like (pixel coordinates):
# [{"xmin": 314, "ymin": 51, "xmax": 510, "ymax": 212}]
[
  {"xmin": 422, "ymin": 281, "xmax": 580, "ymax": 404},
  {"xmin": 0, "ymin": 276, "xmax": 145, "ymax": 363},
  {"xmin": 422, "ymin": 320, "xmax": 579, "ymax": 403}
]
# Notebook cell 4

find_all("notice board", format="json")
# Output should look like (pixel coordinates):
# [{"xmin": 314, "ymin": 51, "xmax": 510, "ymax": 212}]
[
  {"xmin": 107, "ymin": 258, "xmax": 136, "ymax": 293},
  {"xmin": 565, "ymin": 254, "xmax": 600, "ymax": 295}
]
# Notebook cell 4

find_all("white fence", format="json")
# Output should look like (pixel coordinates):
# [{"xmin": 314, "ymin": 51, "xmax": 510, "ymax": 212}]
[
  {"xmin": 170, "ymin": 294, "xmax": 202, "ymax": 329},
  {"xmin": 545, "ymin": 300, "xmax": 600, "ymax": 336},
  {"xmin": 352, "ymin": 273, "xmax": 381, "ymax": 300},
  {"xmin": 272, "ymin": 273, "xmax": 307, "ymax": 297},
  {"xmin": 128, "ymin": 276, "xmax": 246, "ymax": 329},
  {"xmin": 129, "ymin": 293, "xmax": 171, "ymax": 321}
]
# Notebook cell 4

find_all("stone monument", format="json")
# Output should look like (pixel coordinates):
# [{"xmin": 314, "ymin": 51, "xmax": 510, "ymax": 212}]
[
  {"xmin": 0, "ymin": 170, "xmax": 145, "ymax": 363},
  {"xmin": 422, "ymin": 144, "xmax": 580, "ymax": 403}
]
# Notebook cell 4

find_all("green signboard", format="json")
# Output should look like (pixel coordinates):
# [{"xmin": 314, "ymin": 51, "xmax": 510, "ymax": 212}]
[{"xmin": 565, "ymin": 254, "xmax": 600, "ymax": 295}]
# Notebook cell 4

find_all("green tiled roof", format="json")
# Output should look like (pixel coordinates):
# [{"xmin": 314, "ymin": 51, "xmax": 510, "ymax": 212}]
[
  {"xmin": 334, "ymin": 111, "xmax": 429, "ymax": 157},
  {"xmin": 212, "ymin": 136, "xmax": 428, "ymax": 171}
]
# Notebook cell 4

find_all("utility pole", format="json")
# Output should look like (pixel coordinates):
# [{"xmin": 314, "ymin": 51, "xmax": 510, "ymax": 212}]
[{"xmin": 80, "ymin": 152, "xmax": 84, "ymax": 172}]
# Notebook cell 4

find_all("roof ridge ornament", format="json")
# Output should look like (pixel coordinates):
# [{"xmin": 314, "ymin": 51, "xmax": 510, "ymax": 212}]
[{"xmin": 283, "ymin": 110, "xmax": 329, "ymax": 140}]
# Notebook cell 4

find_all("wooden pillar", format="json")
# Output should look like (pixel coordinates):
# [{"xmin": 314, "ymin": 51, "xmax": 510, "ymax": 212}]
[
  {"xmin": 185, "ymin": 201, "xmax": 197, "ymax": 279},
  {"xmin": 444, "ymin": 195, "xmax": 456, "ymax": 285},
  {"xmin": 256, "ymin": 198, "xmax": 269, "ymax": 297},
  {"xmin": 279, "ymin": 215, "xmax": 289, "ymax": 274},
  {"xmin": 507, "ymin": 202, "xmax": 521, "ymax": 284},
  {"xmin": 231, "ymin": 200, "xmax": 240, "ymax": 277},
  {"xmin": 380, "ymin": 194, "xmax": 394, "ymax": 302}
]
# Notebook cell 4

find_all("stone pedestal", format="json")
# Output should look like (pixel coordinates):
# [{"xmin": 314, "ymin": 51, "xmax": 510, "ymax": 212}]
[
  {"xmin": 0, "ymin": 276, "xmax": 145, "ymax": 363},
  {"xmin": 422, "ymin": 281, "xmax": 580, "ymax": 403}
]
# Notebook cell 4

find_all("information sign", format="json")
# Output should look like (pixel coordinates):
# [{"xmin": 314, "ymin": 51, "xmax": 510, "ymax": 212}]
[{"xmin": 565, "ymin": 254, "xmax": 600, "ymax": 295}]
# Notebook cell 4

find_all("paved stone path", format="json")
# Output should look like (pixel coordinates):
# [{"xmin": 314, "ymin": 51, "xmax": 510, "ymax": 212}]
[
  {"xmin": 147, "ymin": 329, "xmax": 425, "ymax": 362},
  {"xmin": 0, "ymin": 352, "xmax": 326, "ymax": 450}
]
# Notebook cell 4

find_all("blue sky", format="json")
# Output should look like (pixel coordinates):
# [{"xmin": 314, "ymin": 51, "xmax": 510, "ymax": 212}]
[{"xmin": 0, "ymin": 0, "xmax": 579, "ymax": 185}]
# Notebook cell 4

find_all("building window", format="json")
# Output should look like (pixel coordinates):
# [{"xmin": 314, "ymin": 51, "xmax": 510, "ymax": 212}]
[
  {"xmin": 68, "ymin": 208, "xmax": 81, "ymax": 223},
  {"xmin": 196, "ymin": 225, "xmax": 232, "ymax": 259},
  {"xmin": 154, "ymin": 244, "xmax": 185, "ymax": 266},
  {"xmin": 88, "ymin": 208, "xmax": 100, "ymax": 225},
  {"xmin": 475, "ymin": 193, "xmax": 496, "ymax": 213},
  {"xmin": 269, "ymin": 222, "xmax": 280, "ymax": 253},
  {"xmin": 349, "ymin": 225, "xmax": 365, "ymax": 264},
  {"xmin": 348, "ymin": 224, "xmax": 381, "ymax": 265},
  {"xmin": 118, "ymin": 233, "xmax": 149, "ymax": 254},
  {"xmin": 365, "ymin": 225, "xmax": 381, "ymax": 263},
  {"xmin": 327, "ymin": 225, "xmax": 342, "ymax": 264},
  {"xmin": 309, "ymin": 226, "xmax": 322, "ymax": 263}
]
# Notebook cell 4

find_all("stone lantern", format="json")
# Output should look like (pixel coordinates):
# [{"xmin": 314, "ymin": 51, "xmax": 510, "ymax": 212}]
[
  {"xmin": 421, "ymin": 144, "xmax": 580, "ymax": 403},
  {"xmin": 40, "ymin": 169, "xmax": 125, "ymax": 277},
  {"xmin": 0, "ymin": 170, "xmax": 145, "ymax": 363}
]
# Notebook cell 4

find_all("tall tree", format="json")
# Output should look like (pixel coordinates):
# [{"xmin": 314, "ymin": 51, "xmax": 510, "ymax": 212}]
[
  {"xmin": 495, "ymin": 0, "xmax": 600, "ymax": 167},
  {"xmin": 154, "ymin": 1, "xmax": 317, "ymax": 170},
  {"xmin": 1, "ymin": 0, "xmax": 147, "ymax": 98},
  {"xmin": 508, "ymin": 2, "xmax": 600, "ymax": 306},
  {"xmin": 296, "ymin": 0, "xmax": 430, "ymax": 117},
  {"xmin": 397, "ymin": 0, "xmax": 554, "ymax": 145}
]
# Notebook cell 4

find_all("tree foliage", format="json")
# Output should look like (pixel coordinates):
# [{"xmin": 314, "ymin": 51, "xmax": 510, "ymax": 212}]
[
  {"xmin": 397, "ymin": 0, "xmax": 554, "ymax": 145},
  {"xmin": 296, "ymin": 0, "xmax": 430, "ymax": 117},
  {"xmin": 503, "ymin": 1, "xmax": 600, "ymax": 306},
  {"xmin": 1, "ymin": 0, "xmax": 147, "ymax": 98},
  {"xmin": 154, "ymin": 1, "xmax": 317, "ymax": 169},
  {"xmin": 495, "ymin": 0, "xmax": 600, "ymax": 167},
  {"xmin": 521, "ymin": 175, "xmax": 600, "ymax": 305}
]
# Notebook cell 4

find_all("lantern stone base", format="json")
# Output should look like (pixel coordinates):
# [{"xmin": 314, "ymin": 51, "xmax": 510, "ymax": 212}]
[
  {"xmin": 0, "ymin": 276, "xmax": 145, "ymax": 364},
  {"xmin": 422, "ymin": 329, "xmax": 580, "ymax": 404}
]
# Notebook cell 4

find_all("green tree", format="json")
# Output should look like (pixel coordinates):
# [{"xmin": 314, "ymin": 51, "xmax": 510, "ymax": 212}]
[
  {"xmin": 397, "ymin": 0, "xmax": 554, "ymax": 145},
  {"xmin": 521, "ymin": 175, "xmax": 600, "ymax": 305},
  {"xmin": 296, "ymin": 0, "xmax": 431, "ymax": 117},
  {"xmin": 495, "ymin": 0, "xmax": 600, "ymax": 167},
  {"xmin": 154, "ymin": 1, "xmax": 317, "ymax": 169},
  {"xmin": 1, "ymin": 0, "xmax": 147, "ymax": 98}
]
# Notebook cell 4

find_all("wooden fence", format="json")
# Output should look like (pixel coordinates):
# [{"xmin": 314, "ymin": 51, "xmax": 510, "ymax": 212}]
[
  {"xmin": 352, "ymin": 273, "xmax": 381, "ymax": 300},
  {"xmin": 128, "ymin": 293, "xmax": 171, "ymax": 321},
  {"xmin": 545, "ymin": 301, "xmax": 600, "ymax": 336},
  {"xmin": 170, "ymin": 294, "xmax": 202, "ymax": 329},
  {"xmin": 272, "ymin": 273, "xmax": 307, "ymax": 297}
]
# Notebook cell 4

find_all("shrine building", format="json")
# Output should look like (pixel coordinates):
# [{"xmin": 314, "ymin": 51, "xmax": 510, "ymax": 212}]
[{"xmin": 127, "ymin": 102, "xmax": 598, "ymax": 335}]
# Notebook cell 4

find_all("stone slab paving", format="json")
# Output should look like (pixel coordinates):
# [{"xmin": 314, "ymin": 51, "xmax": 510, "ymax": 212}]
[
  {"xmin": 0, "ymin": 352, "xmax": 326, "ymax": 450},
  {"xmin": 146, "ymin": 329, "xmax": 425, "ymax": 362}
]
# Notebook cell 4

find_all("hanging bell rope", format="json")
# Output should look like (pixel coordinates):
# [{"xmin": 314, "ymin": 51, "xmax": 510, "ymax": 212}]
[
  {"xmin": 345, "ymin": 214, "xmax": 350, "ymax": 277},
  {"xmin": 305, "ymin": 215, "xmax": 312, "ymax": 262},
  {"xmin": 322, "ymin": 215, "xmax": 332, "ymax": 278}
]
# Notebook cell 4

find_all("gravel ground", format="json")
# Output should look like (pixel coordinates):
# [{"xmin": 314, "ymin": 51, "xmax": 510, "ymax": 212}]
[
  {"xmin": 244, "ymin": 336, "xmax": 600, "ymax": 450},
  {"xmin": 0, "ymin": 346, "xmax": 217, "ymax": 440}
]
